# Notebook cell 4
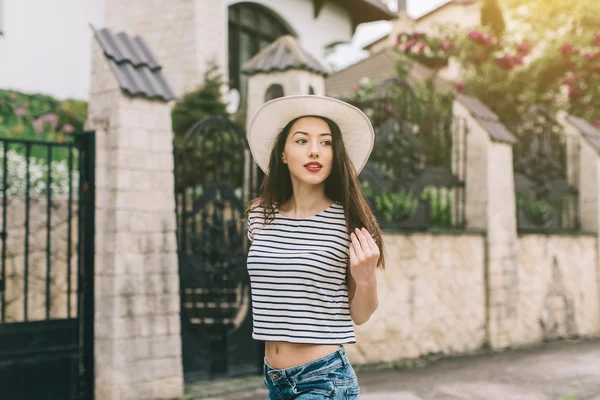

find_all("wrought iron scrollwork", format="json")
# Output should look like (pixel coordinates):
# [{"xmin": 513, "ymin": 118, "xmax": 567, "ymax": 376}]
[
  {"xmin": 512, "ymin": 106, "xmax": 579, "ymax": 231},
  {"xmin": 174, "ymin": 116, "xmax": 260, "ymax": 382}
]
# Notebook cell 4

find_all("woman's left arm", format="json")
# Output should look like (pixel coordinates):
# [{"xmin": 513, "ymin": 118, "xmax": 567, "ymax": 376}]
[{"xmin": 347, "ymin": 227, "xmax": 380, "ymax": 325}]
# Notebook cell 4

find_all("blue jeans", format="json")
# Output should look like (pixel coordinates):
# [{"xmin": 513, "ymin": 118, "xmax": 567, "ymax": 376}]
[{"xmin": 263, "ymin": 346, "xmax": 360, "ymax": 399}]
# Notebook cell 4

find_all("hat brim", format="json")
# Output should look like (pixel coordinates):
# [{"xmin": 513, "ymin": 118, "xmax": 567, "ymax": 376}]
[{"xmin": 247, "ymin": 95, "xmax": 375, "ymax": 175}]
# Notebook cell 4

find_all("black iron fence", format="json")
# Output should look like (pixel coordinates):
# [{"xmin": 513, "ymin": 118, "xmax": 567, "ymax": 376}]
[
  {"xmin": 174, "ymin": 116, "xmax": 261, "ymax": 382},
  {"xmin": 509, "ymin": 106, "xmax": 579, "ymax": 232},
  {"xmin": 0, "ymin": 133, "xmax": 95, "ymax": 400},
  {"xmin": 348, "ymin": 78, "xmax": 467, "ymax": 231}
]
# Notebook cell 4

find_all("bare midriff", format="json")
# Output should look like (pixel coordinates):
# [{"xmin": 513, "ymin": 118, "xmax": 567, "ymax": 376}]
[{"xmin": 265, "ymin": 342, "xmax": 341, "ymax": 370}]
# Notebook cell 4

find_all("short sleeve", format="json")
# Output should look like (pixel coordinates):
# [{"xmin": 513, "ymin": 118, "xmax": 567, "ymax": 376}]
[{"xmin": 247, "ymin": 212, "xmax": 255, "ymax": 242}]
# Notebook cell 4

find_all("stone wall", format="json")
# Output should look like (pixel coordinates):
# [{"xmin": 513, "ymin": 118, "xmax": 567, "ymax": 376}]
[
  {"xmin": 1, "ymin": 196, "xmax": 78, "ymax": 321},
  {"xmin": 516, "ymin": 234, "xmax": 600, "ymax": 343},
  {"xmin": 346, "ymin": 231, "xmax": 600, "ymax": 366},
  {"xmin": 346, "ymin": 232, "xmax": 487, "ymax": 365}
]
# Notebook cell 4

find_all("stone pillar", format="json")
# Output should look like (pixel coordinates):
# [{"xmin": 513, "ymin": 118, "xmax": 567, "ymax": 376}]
[
  {"xmin": 86, "ymin": 40, "xmax": 183, "ymax": 400},
  {"xmin": 454, "ymin": 95, "xmax": 519, "ymax": 349},
  {"xmin": 103, "ymin": 0, "xmax": 227, "ymax": 97},
  {"xmin": 557, "ymin": 112, "xmax": 600, "ymax": 331}
]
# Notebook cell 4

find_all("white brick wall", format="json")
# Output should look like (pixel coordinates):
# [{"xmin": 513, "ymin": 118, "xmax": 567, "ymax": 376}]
[{"xmin": 87, "ymin": 41, "xmax": 183, "ymax": 399}]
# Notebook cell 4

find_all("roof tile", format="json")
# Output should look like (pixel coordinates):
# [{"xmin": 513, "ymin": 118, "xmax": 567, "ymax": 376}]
[{"xmin": 93, "ymin": 26, "xmax": 175, "ymax": 101}]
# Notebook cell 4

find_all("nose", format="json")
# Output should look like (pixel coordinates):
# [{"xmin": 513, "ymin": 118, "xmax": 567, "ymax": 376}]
[{"xmin": 309, "ymin": 142, "xmax": 319, "ymax": 158}]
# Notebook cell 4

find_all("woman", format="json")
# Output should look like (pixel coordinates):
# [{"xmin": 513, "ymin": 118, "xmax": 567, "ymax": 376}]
[{"xmin": 245, "ymin": 95, "xmax": 385, "ymax": 399}]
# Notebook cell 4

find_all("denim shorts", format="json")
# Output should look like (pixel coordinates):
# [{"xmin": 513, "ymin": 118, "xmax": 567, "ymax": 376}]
[{"xmin": 263, "ymin": 346, "xmax": 360, "ymax": 399}]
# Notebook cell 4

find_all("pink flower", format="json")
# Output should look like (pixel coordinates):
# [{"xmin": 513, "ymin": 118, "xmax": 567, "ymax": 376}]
[
  {"xmin": 568, "ymin": 87, "xmax": 583, "ymax": 98},
  {"xmin": 517, "ymin": 43, "xmax": 530, "ymax": 55},
  {"xmin": 495, "ymin": 55, "xmax": 514, "ymax": 70},
  {"xmin": 563, "ymin": 75, "xmax": 577, "ymax": 85},
  {"xmin": 467, "ymin": 30, "xmax": 483, "ymax": 42},
  {"xmin": 439, "ymin": 41, "xmax": 452, "ymax": 51},
  {"xmin": 62, "ymin": 124, "xmax": 74, "ymax": 133},
  {"xmin": 417, "ymin": 42, "xmax": 427, "ymax": 53},
  {"xmin": 456, "ymin": 82, "xmax": 466, "ymax": 93},
  {"xmin": 15, "ymin": 107, "xmax": 25, "ymax": 116},
  {"xmin": 404, "ymin": 39, "xmax": 417, "ymax": 51},
  {"xmin": 593, "ymin": 120, "xmax": 600, "ymax": 128},
  {"xmin": 561, "ymin": 42, "xmax": 579, "ymax": 56},
  {"xmin": 483, "ymin": 34, "xmax": 496, "ymax": 47},
  {"xmin": 9, "ymin": 93, "xmax": 16, "ymax": 100},
  {"xmin": 413, "ymin": 32, "xmax": 425, "ymax": 39},
  {"xmin": 33, "ymin": 113, "xmax": 58, "ymax": 133}
]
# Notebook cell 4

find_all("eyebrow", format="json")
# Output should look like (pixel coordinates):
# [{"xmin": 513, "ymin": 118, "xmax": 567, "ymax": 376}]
[{"xmin": 292, "ymin": 131, "xmax": 332, "ymax": 137}]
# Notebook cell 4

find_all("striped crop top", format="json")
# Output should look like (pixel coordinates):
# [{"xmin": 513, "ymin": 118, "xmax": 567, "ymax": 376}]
[{"xmin": 246, "ymin": 201, "xmax": 356, "ymax": 344}]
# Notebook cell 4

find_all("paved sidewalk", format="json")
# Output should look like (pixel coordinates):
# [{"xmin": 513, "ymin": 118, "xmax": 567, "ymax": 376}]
[{"xmin": 189, "ymin": 338, "xmax": 600, "ymax": 400}]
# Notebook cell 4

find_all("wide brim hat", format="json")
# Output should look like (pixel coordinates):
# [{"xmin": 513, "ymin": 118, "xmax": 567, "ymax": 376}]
[{"xmin": 247, "ymin": 95, "xmax": 375, "ymax": 175}]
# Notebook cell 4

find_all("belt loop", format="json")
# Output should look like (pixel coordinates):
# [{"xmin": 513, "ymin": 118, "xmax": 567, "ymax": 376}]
[{"xmin": 338, "ymin": 347, "xmax": 347, "ymax": 366}]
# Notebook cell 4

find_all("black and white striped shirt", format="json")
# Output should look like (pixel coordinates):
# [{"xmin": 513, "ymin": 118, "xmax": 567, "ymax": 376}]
[{"xmin": 246, "ymin": 202, "xmax": 356, "ymax": 344}]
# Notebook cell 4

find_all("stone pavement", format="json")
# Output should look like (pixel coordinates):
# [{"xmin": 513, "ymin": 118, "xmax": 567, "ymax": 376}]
[{"xmin": 188, "ymin": 338, "xmax": 600, "ymax": 400}]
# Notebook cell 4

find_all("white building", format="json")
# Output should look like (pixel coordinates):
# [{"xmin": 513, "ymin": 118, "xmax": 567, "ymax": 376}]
[{"xmin": 0, "ymin": 0, "xmax": 394, "ymax": 101}]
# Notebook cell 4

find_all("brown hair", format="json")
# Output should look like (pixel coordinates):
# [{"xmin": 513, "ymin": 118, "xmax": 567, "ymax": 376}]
[{"xmin": 246, "ymin": 116, "xmax": 385, "ymax": 269}]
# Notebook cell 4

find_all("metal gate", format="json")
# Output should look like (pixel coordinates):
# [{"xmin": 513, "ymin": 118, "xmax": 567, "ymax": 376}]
[
  {"xmin": 0, "ymin": 132, "xmax": 95, "ymax": 400},
  {"xmin": 174, "ymin": 116, "xmax": 261, "ymax": 382}
]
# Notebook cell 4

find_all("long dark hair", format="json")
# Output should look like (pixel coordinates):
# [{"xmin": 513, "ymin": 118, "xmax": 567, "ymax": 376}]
[{"xmin": 246, "ymin": 116, "xmax": 385, "ymax": 268}]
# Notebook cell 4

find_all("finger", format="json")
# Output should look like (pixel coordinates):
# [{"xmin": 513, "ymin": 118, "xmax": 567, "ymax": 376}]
[
  {"xmin": 349, "ymin": 241, "xmax": 357, "ymax": 264},
  {"xmin": 361, "ymin": 228, "xmax": 380, "ymax": 254},
  {"xmin": 350, "ymin": 232, "xmax": 362, "ymax": 256},
  {"xmin": 355, "ymin": 228, "xmax": 371, "ymax": 256}
]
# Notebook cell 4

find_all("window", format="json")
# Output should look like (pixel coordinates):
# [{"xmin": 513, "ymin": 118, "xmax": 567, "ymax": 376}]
[
  {"xmin": 265, "ymin": 84, "xmax": 284, "ymax": 102},
  {"xmin": 308, "ymin": 85, "xmax": 315, "ymax": 95},
  {"xmin": 228, "ymin": 3, "xmax": 292, "ymax": 109}
]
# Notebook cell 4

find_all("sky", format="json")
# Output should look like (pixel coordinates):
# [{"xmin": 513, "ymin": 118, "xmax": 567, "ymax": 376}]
[{"xmin": 0, "ymin": 0, "xmax": 449, "ymax": 100}]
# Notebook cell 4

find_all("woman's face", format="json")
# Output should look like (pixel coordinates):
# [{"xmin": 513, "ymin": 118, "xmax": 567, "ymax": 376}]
[{"xmin": 281, "ymin": 116, "xmax": 334, "ymax": 186}]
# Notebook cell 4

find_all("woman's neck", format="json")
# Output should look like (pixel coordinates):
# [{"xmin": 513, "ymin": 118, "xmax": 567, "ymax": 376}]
[{"xmin": 280, "ymin": 182, "xmax": 332, "ymax": 218}]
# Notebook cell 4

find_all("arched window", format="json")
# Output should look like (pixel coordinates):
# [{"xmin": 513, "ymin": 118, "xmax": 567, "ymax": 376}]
[
  {"xmin": 228, "ymin": 3, "xmax": 292, "ymax": 105},
  {"xmin": 265, "ymin": 84, "xmax": 284, "ymax": 102},
  {"xmin": 308, "ymin": 85, "xmax": 315, "ymax": 95}
]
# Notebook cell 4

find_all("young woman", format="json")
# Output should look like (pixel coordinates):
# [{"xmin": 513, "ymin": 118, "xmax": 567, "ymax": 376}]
[{"xmin": 245, "ymin": 95, "xmax": 386, "ymax": 399}]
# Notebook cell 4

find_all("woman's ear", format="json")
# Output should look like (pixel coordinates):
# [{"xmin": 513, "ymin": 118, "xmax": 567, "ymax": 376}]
[{"xmin": 281, "ymin": 153, "xmax": 287, "ymax": 164}]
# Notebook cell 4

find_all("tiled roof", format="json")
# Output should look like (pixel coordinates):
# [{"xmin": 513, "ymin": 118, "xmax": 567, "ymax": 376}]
[
  {"xmin": 92, "ymin": 26, "xmax": 176, "ymax": 102},
  {"xmin": 566, "ymin": 115, "xmax": 600, "ymax": 154},
  {"xmin": 241, "ymin": 35, "xmax": 329, "ymax": 77},
  {"xmin": 455, "ymin": 94, "xmax": 516, "ymax": 144}
]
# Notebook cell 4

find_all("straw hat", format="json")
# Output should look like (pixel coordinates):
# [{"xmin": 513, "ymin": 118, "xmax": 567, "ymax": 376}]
[{"xmin": 246, "ymin": 95, "xmax": 375, "ymax": 175}]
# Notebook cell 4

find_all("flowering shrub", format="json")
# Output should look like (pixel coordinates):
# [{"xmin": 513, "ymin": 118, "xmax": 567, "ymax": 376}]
[
  {"xmin": 0, "ymin": 149, "xmax": 79, "ymax": 196},
  {"xmin": 444, "ymin": 24, "xmax": 600, "ymax": 124},
  {"xmin": 395, "ymin": 32, "xmax": 452, "ymax": 69}
]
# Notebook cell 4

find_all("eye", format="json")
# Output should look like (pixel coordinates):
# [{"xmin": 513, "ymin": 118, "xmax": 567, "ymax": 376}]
[
  {"xmin": 322, "ymin": 140, "xmax": 332, "ymax": 146},
  {"xmin": 295, "ymin": 138, "xmax": 307, "ymax": 144}
]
